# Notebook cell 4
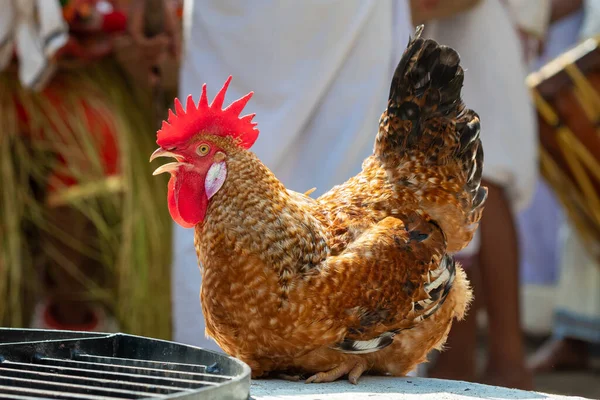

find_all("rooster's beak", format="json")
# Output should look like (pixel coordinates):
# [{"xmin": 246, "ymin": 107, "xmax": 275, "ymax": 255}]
[
  {"xmin": 150, "ymin": 148, "xmax": 184, "ymax": 176},
  {"xmin": 150, "ymin": 148, "xmax": 180, "ymax": 162}
]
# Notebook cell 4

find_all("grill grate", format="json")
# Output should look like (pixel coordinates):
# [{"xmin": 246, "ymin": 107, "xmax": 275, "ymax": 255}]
[{"xmin": 0, "ymin": 328, "xmax": 250, "ymax": 400}]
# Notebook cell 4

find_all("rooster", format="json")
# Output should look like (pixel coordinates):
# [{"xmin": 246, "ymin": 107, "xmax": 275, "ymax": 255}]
[{"xmin": 151, "ymin": 26, "xmax": 486, "ymax": 384}]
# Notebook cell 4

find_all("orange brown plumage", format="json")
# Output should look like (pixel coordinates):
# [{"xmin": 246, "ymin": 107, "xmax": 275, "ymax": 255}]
[{"xmin": 152, "ymin": 25, "xmax": 486, "ymax": 384}]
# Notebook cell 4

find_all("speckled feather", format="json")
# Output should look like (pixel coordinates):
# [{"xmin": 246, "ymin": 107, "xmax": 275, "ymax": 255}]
[{"xmin": 194, "ymin": 26, "xmax": 483, "ymax": 382}]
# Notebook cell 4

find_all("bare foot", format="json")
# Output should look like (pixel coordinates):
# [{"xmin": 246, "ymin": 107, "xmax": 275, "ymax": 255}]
[
  {"xmin": 305, "ymin": 358, "xmax": 368, "ymax": 384},
  {"xmin": 480, "ymin": 366, "xmax": 534, "ymax": 390},
  {"xmin": 428, "ymin": 353, "xmax": 477, "ymax": 383},
  {"xmin": 528, "ymin": 338, "xmax": 589, "ymax": 373}
]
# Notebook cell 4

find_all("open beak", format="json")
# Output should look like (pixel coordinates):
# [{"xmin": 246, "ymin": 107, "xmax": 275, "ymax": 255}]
[
  {"xmin": 152, "ymin": 162, "xmax": 181, "ymax": 176},
  {"xmin": 150, "ymin": 148, "xmax": 181, "ymax": 162},
  {"xmin": 150, "ymin": 148, "xmax": 185, "ymax": 176}
]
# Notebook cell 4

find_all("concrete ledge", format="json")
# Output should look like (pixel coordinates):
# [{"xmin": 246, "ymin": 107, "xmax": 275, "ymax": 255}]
[{"xmin": 250, "ymin": 377, "xmax": 590, "ymax": 400}]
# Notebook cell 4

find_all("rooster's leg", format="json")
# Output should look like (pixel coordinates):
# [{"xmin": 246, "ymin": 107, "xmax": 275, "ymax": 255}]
[{"xmin": 305, "ymin": 358, "xmax": 368, "ymax": 384}]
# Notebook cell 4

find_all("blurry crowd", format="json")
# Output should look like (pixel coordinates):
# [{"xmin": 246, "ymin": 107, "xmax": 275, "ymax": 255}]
[{"xmin": 1, "ymin": 0, "xmax": 599, "ymax": 396}]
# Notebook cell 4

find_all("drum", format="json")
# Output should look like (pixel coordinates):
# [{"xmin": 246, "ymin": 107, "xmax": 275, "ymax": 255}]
[{"xmin": 527, "ymin": 37, "xmax": 600, "ymax": 261}]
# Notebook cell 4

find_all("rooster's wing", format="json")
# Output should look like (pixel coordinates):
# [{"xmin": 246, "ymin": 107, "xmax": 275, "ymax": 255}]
[{"xmin": 309, "ymin": 211, "xmax": 455, "ymax": 354}]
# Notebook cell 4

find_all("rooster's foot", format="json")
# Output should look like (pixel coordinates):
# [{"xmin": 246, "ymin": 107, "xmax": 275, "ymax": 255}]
[{"xmin": 305, "ymin": 358, "xmax": 368, "ymax": 384}]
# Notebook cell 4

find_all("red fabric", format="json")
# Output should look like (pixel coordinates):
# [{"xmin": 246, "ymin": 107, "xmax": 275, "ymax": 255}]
[
  {"xmin": 101, "ymin": 11, "xmax": 127, "ymax": 33},
  {"xmin": 43, "ymin": 302, "xmax": 99, "ymax": 331},
  {"xmin": 16, "ymin": 83, "xmax": 120, "ymax": 193}
]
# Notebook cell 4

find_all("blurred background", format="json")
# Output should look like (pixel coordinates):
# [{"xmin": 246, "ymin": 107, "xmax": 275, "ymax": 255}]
[{"xmin": 0, "ymin": 0, "xmax": 599, "ymax": 398}]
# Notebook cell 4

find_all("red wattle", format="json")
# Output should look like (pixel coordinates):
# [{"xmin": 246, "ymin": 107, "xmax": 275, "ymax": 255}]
[
  {"xmin": 167, "ymin": 176, "xmax": 194, "ymax": 228},
  {"xmin": 175, "ymin": 170, "xmax": 208, "ymax": 226},
  {"xmin": 167, "ymin": 171, "xmax": 208, "ymax": 228}
]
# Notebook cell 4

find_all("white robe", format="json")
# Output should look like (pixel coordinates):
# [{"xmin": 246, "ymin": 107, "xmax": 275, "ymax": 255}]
[{"xmin": 173, "ymin": 0, "xmax": 412, "ymax": 349}]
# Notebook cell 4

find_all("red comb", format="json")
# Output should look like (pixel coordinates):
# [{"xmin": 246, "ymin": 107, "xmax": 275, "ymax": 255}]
[{"xmin": 157, "ymin": 76, "xmax": 259, "ymax": 149}]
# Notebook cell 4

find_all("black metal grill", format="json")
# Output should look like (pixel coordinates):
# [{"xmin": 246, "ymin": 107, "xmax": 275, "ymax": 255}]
[{"xmin": 0, "ymin": 328, "xmax": 250, "ymax": 400}]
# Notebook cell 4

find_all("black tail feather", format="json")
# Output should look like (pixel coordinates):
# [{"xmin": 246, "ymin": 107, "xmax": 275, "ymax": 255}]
[{"xmin": 375, "ymin": 25, "xmax": 486, "ymax": 227}]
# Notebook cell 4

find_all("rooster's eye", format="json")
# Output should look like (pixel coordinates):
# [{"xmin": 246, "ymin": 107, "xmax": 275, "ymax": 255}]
[{"xmin": 197, "ymin": 144, "xmax": 210, "ymax": 156}]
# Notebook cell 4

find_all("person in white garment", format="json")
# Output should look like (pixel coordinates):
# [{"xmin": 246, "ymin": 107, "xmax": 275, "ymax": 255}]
[
  {"xmin": 172, "ymin": 0, "xmax": 412, "ymax": 351},
  {"xmin": 416, "ymin": 0, "xmax": 540, "ymax": 389}
]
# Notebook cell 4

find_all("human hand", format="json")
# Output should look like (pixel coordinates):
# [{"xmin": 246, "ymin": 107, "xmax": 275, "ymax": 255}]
[{"xmin": 517, "ymin": 28, "xmax": 544, "ymax": 64}]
